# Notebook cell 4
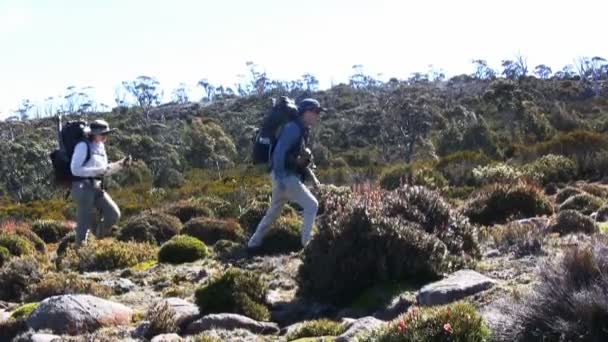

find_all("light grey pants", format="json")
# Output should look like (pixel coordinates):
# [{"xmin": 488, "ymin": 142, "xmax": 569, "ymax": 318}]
[
  {"xmin": 248, "ymin": 173, "xmax": 319, "ymax": 248},
  {"xmin": 71, "ymin": 180, "xmax": 121, "ymax": 246}
]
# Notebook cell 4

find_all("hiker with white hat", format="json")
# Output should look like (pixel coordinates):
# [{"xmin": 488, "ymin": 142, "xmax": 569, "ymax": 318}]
[{"xmin": 70, "ymin": 119, "xmax": 131, "ymax": 247}]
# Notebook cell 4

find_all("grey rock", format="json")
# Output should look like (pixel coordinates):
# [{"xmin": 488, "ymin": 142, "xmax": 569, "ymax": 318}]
[
  {"xmin": 29, "ymin": 333, "xmax": 62, "ymax": 342},
  {"xmin": 101, "ymin": 278, "xmax": 136, "ymax": 295},
  {"xmin": 0, "ymin": 309, "xmax": 9, "ymax": 323},
  {"xmin": 132, "ymin": 321, "xmax": 151, "ymax": 338},
  {"xmin": 336, "ymin": 316, "xmax": 384, "ymax": 342},
  {"xmin": 27, "ymin": 294, "xmax": 134, "ymax": 335},
  {"xmin": 150, "ymin": 333, "xmax": 183, "ymax": 342},
  {"xmin": 373, "ymin": 293, "xmax": 415, "ymax": 320},
  {"xmin": 193, "ymin": 328, "xmax": 259, "ymax": 342},
  {"xmin": 417, "ymin": 270, "xmax": 495, "ymax": 306},
  {"xmin": 186, "ymin": 313, "xmax": 279, "ymax": 335},
  {"xmin": 336, "ymin": 308, "xmax": 367, "ymax": 320},
  {"xmin": 154, "ymin": 297, "xmax": 199, "ymax": 328},
  {"xmin": 484, "ymin": 249, "xmax": 501, "ymax": 258},
  {"xmin": 270, "ymin": 298, "xmax": 335, "ymax": 326}
]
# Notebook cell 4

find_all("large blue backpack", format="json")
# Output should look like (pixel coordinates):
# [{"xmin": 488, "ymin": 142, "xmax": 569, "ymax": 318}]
[
  {"xmin": 50, "ymin": 118, "xmax": 91, "ymax": 187},
  {"xmin": 252, "ymin": 96, "xmax": 298, "ymax": 165}
]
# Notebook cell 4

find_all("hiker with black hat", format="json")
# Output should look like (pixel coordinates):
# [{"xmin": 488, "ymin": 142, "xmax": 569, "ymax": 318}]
[
  {"xmin": 248, "ymin": 98, "xmax": 325, "ymax": 250},
  {"xmin": 70, "ymin": 119, "xmax": 130, "ymax": 247}
]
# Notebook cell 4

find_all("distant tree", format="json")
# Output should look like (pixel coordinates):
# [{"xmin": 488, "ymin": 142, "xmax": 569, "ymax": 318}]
[
  {"xmin": 471, "ymin": 59, "xmax": 496, "ymax": 80},
  {"xmin": 383, "ymin": 87, "xmax": 435, "ymax": 163},
  {"xmin": 172, "ymin": 83, "xmax": 190, "ymax": 104},
  {"xmin": 122, "ymin": 76, "xmax": 162, "ymax": 119},
  {"xmin": 408, "ymin": 72, "xmax": 429, "ymax": 84},
  {"xmin": 43, "ymin": 96, "xmax": 56, "ymax": 117},
  {"xmin": 428, "ymin": 65, "xmax": 446, "ymax": 82},
  {"xmin": 502, "ymin": 54, "xmax": 528, "ymax": 80},
  {"xmin": 197, "ymin": 79, "xmax": 215, "ymax": 102},
  {"xmin": 246, "ymin": 61, "xmax": 269, "ymax": 95},
  {"xmin": 534, "ymin": 64, "xmax": 553, "ymax": 79},
  {"xmin": 554, "ymin": 64, "xmax": 577, "ymax": 80},
  {"xmin": 302, "ymin": 73, "xmax": 319, "ymax": 92},
  {"xmin": 350, "ymin": 64, "xmax": 378, "ymax": 89},
  {"xmin": 14, "ymin": 99, "xmax": 34, "ymax": 121},
  {"xmin": 61, "ymin": 86, "xmax": 95, "ymax": 115},
  {"xmin": 114, "ymin": 86, "xmax": 129, "ymax": 108}
]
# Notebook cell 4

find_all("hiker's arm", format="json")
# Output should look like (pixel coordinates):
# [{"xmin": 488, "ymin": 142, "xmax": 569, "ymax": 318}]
[
  {"xmin": 272, "ymin": 123, "xmax": 300, "ymax": 179},
  {"xmin": 70, "ymin": 143, "xmax": 106, "ymax": 178}
]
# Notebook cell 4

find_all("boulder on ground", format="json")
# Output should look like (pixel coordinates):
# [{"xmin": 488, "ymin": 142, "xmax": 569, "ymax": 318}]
[
  {"xmin": 26, "ymin": 294, "xmax": 133, "ymax": 335},
  {"xmin": 416, "ymin": 270, "xmax": 495, "ymax": 306}
]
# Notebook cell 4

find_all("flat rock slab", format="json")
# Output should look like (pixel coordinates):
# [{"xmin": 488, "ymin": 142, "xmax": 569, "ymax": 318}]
[
  {"xmin": 336, "ymin": 316, "xmax": 384, "ymax": 342},
  {"xmin": 416, "ymin": 270, "xmax": 495, "ymax": 306},
  {"xmin": 150, "ymin": 333, "xmax": 184, "ymax": 342},
  {"xmin": 186, "ymin": 313, "xmax": 279, "ymax": 335},
  {"xmin": 100, "ymin": 278, "xmax": 136, "ymax": 295},
  {"xmin": 27, "ymin": 294, "xmax": 133, "ymax": 335},
  {"xmin": 29, "ymin": 333, "xmax": 62, "ymax": 342}
]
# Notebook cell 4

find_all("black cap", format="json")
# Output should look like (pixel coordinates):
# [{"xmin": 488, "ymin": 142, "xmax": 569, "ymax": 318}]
[{"xmin": 298, "ymin": 98, "xmax": 326, "ymax": 115}]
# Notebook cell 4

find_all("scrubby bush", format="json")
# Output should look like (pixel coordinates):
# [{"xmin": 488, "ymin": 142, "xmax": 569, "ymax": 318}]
[
  {"xmin": 314, "ymin": 184, "xmax": 352, "ymax": 216},
  {"xmin": 361, "ymin": 302, "xmax": 490, "ymax": 342},
  {"xmin": 0, "ymin": 319, "xmax": 28, "ymax": 342},
  {"xmin": 0, "ymin": 234, "xmax": 33, "ymax": 256},
  {"xmin": 31, "ymin": 219, "xmax": 73, "ymax": 243},
  {"xmin": 118, "ymin": 212, "xmax": 182, "ymax": 245},
  {"xmin": 549, "ymin": 210, "xmax": 598, "ymax": 235},
  {"xmin": 25, "ymin": 272, "xmax": 112, "ymax": 301},
  {"xmin": 556, "ymin": 186, "xmax": 584, "ymax": 204},
  {"xmin": 258, "ymin": 216, "xmax": 302, "ymax": 255},
  {"xmin": 463, "ymin": 182, "xmax": 553, "ymax": 226},
  {"xmin": 379, "ymin": 164, "xmax": 448, "ymax": 191},
  {"xmin": 195, "ymin": 268, "xmax": 270, "ymax": 321},
  {"xmin": 158, "ymin": 235, "xmax": 209, "ymax": 264},
  {"xmin": 521, "ymin": 154, "xmax": 577, "ymax": 185},
  {"xmin": 56, "ymin": 231, "xmax": 76, "ymax": 256},
  {"xmin": 0, "ymin": 256, "xmax": 43, "ymax": 301},
  {"xmin": 579, "ymin": 183, "xmax": 608, "ymax": 199},
  {"xmin": 238, "ymin": 201, "xmax": 269, "ymax": 233},
  {"xmin": 60, "ymin": 239, "xmax": 157, "ymax": 272},
  {"xmin": 145, "ymin": 301, "xmax": 178, "ymax": 339},
  {"xmin": 596, "ymin": 205, "xmax": 608, "ymax": 222},
  {"xmin": 165, "ymin": 200, "xmax": 214, "ymax": 223},
  {"xmin": 14, "ymin": 227, "xmax": 46, "ymax": 253},
  {"xmin": 0, "ymin": 246, "xmax": 10, "ymax": 267},
  {"xmin": 496, "ymin": 240, "xmax": 608, "ymax": 341},
  {"xmin": 490, "ymin": 222, "xmax": 544, "ymax": 256},
  {"xmin": 559, "ymin": 193, "xmax": 604, "ymax": 215},
  {"xmin": 285, "ymin": 319, "xmax": 346, "ymax": 340},
  {"xmin": 472, "ymin": 163, "xmax": 522, "ymax": 185},
  {"xmin": 213, "ymin": 240, "xmax": 247, "ymax": 261},
  {"xmin": 182, "ymin": 218, "xmax": 245, "ymax": 245},
  {"xmin": 299, "ymin": 185, "xmax": 479, "ymax": 305},
  {"xmin": 436, "ymin": 151, "xmax": 491, "ymax": 186}
]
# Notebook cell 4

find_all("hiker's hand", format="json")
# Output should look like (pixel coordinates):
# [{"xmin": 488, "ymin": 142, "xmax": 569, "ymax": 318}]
[
  {"xmin": 122, "ymin": 155, "xmax": 132, "ymax": 167},
  {"xmin": 105, "ymin": 162, "xmax": 123, "ymax": 176}
]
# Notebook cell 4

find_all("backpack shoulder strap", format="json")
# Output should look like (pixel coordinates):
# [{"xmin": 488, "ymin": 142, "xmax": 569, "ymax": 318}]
[{"xmin": 82, "ymin": 140, "xmax": 92, "ymax": 166}]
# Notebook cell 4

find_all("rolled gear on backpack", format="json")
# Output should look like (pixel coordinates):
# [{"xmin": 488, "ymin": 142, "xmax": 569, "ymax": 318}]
[{"xmin": 252, "ymin": 96, "xmax": 298, "ymax": 165}]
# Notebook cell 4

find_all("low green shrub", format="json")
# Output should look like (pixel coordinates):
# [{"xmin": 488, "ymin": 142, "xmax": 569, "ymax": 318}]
[
  {"xmin": 578, "ymin": 183, "xmax": 608, "ymax": 199},
  {"xmin": 10, "ymin": 303, "xmax": 38, "ymax": 320},
  {"xmin": 25, "ymin": 272, "xmax": 112, "ymax": 301},
  {"xmin": 521, "ymin": 154, "xmax": 577, "ymax": 185},
  {"xmin": 0, "ymin": 256, "xmax": 43, "ymax": 301},
  {"xmin": 145, "ymin": 300, "xmax": 178, "ymax": 339},
  {"xmin": 472, "ymin": 163, "xmax": 522, "ymax": 185},
  {"xmin": 379, "ymin": 164, "xmax": 448, "ymax": 191},
  {"xmin": 436, "ymin": 151, "xmax": 492, "ymax": 186},
  {"xmin": 14, "ymin": 227, "xmax": 46, "ymax": 253},
  {"xmin": 182, "ymin": 218, "xmax": 245, "ymax": 245},
  {"xmin": 463, "ymin": 182, "xmax": 553, "ymax": 226},
  {"xmin": 56, "ymin": 232, "xmax": 75, "ymax": 256},
  {"xmin": 60, "ymin": 239, "xmax": 157, "ymax": 272},
  {"xmin": 213, "ymin": 240, "xmax": 247, "ymax": 261},
  {"xmin": 559, "ymin": 193, "xmax": 604, "ymax": 215},
  {"xmin": 360, "ymin": 302, "xmax": 490, "ymax": 342},
  {"xmin": 258, "ymin": 216, "xmax": 302, "ymax": 255},
  {"xmin": 0, "ymin": 246, "xmax": 10, "ymax": 267},
  {"xmin": 158, "ymin": 235, "xmax": 209, "ymax": 264},
  {"xmin": 0, "ymin": 234, "xmax": 33, "ymax": 257},
  {"xmin": 165, "ymin": 200, "xmax": 214, "ymax": 223},
  {"xmin": 596, "ymin": 205, "xmax": 608, "ymax": 222},
  {"xmin": 118, "ymin": 212, "xmax": 182, "ymax": 245},
  {"xmin": 31, "ymin": 219, "xmax": 73, "ymax": 243},
  {"xmin": 195, "ymin": 268, "xmax": 270, "ymax": 321},
  {"xmin": 555, "ymin": 186, "xmax": 584, "ymax": 204},
  {"xmin": 490, "ymin": 222, "xmax": 544, "ymax": 256},
  {"xmin": 286, "ymin": 319, "xmax": 346, "ymax": 341},
  {"xmin": 549, "ymin": 210, "xmax": 598, "ymax": 235}
]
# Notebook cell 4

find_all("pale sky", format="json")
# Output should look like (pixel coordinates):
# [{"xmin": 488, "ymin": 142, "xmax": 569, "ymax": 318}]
[{"xmin": 1, "ymin": 0, "xmax": 607, "ymax": 119}]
